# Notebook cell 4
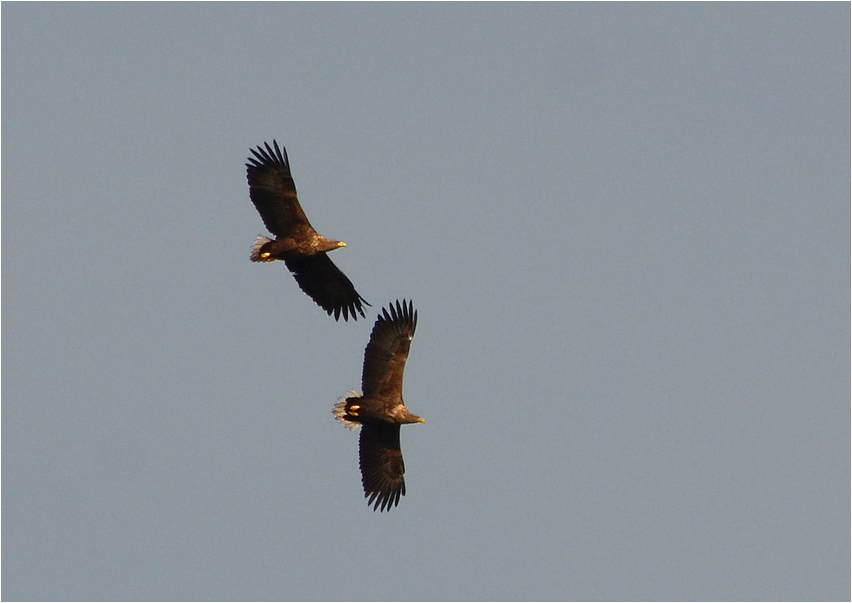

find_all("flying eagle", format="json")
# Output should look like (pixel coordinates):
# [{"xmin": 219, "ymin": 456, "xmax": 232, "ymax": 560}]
[
  {"xmin": 334, "ymin": 300, "xmax": 424, "ymax": 511},
  {"xmin": 245, "ymin": 140, "xmax": 368, "ymax": 321}
]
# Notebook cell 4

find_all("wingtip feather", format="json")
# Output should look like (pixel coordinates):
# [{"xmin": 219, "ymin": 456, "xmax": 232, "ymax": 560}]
[{"xmin": 377, "ymin": 299, "xmax": 417, "ymax": 336}]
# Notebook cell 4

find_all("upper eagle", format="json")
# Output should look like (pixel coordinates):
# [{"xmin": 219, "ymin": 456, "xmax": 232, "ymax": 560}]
[
  {"xmin": 245, "ymin": 140, "xmax": 368, "ymax": 321},
  {"xmin": 333, "ymin": 300, "xmax": 424, "ymax": 512}
]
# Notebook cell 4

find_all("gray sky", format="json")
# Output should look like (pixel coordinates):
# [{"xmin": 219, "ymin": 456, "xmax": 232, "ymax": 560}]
[{"xmin": 3, "ymin": 4, "xmax": 849, "ymax": 600}]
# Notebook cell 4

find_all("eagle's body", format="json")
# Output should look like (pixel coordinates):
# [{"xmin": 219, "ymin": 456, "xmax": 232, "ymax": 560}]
[
  {"xmin": 334, "ymin": 300, "xmax": 424, "ymax": 511},
  {"xmin": 245, "ymin": 141, "xmax": 368, "ymax": 321}
]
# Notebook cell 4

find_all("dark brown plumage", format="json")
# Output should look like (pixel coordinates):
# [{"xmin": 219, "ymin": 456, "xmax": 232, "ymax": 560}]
[
  {"xmin": 245, "ymin": 140, "xmax": 368, "ymax": 321},
  {"xmin": 333, "ymin": 300, "xmax": 424, "ymax": 511}
]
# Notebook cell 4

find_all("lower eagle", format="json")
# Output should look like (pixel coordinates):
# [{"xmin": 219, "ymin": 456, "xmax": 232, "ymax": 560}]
[{"xmin": 333, "ymin": 300, "xmax": 424, "ymax": 511}]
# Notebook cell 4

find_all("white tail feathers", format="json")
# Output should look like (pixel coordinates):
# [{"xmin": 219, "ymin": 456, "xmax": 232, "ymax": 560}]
[
  {"xmin": 333, "ymin": 390, "xmax": 362, "ymax": 430},
  {"xmin": 250, "ymin": 235, "xmax": 274, "ymax": 262}
]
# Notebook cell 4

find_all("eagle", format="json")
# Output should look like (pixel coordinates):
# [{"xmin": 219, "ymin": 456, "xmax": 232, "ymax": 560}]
[
  {"xmin": 334, "ymin": 300, "xmax": 425, "ymax": 511},
  {"xmin": 245, "ymin": 140, "xmax": 368, "ymax": 321}
]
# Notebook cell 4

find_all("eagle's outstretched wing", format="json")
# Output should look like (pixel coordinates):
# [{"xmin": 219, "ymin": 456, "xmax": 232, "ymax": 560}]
[
  {"xmin": 284, "ymin": 254, "xmax": 368, "ymax": 321},
  {"xmin": 361, "ymin": 300, "xmax": 417, "ymax": 400},
  {"xmin": 359, "ymin": 422, "xmax": 406, "ymax": 512},
  {"xmin": 246, "ymin": 140, "xmax": 312, "ymax": 239}
]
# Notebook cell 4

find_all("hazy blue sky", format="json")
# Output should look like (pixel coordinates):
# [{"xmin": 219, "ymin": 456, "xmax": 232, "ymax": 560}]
[{"xmin": 3, "ymin": 3, "xmax": 848, "ymax": 600}]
